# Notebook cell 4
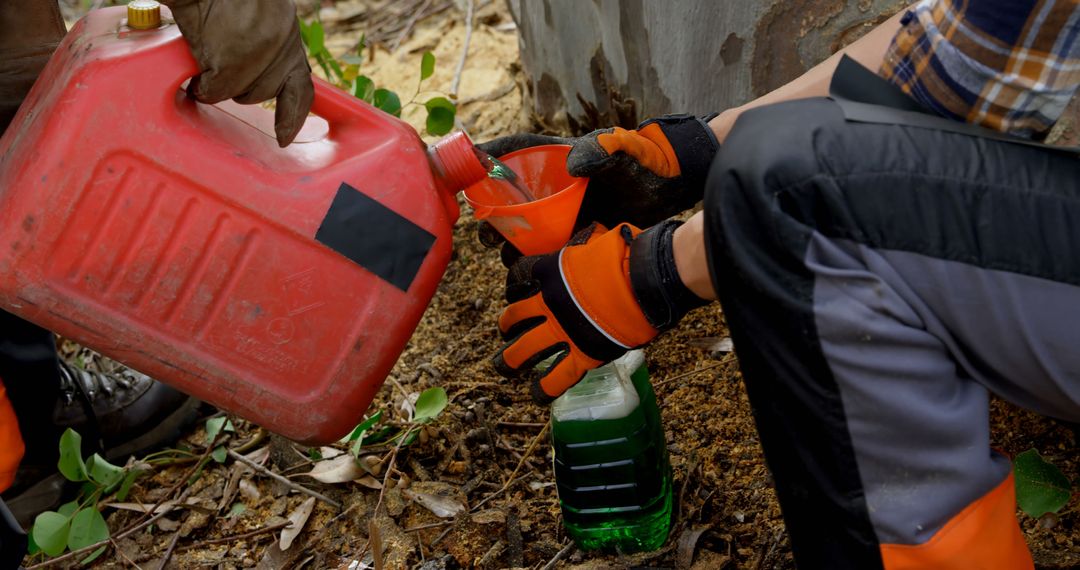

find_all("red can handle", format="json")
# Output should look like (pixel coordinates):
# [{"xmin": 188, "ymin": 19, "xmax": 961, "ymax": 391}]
[{"xmin": 156, "ymin": 31, "xmax": 358, "ymax": 142}]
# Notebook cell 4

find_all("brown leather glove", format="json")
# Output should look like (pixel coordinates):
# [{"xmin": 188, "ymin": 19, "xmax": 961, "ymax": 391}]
[
  {"xmin": 163, "ymin": 0, "xmax": 314, "ymax": 147},
  {"xmin": 0, "ymin": 0, "xmax": 66, "ymax": 133}
]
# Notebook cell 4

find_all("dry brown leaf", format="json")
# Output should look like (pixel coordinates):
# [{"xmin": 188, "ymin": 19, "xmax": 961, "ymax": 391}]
[
  {"xmin": 402, "ymin": 488, "xmax": 466, "ymax": 518},
  {"xmin": 156, "ymin": 518, "xmax": 181, "ymax": 532},
  {"xmin": 369, "ymin": 518, "xmax": 384, "ymax": 570},
  {"xmin": 239, "ymin": 478, "xmax": 261, "ymax": 501},
  {"xmin": 242, "ymin": 446, "xmax": 271, "ymax": 469},
  {"xmin": 357, "ymin": 455, "xmax": 383, "ymax": 476},
  {"xmin": 303, "ymin": 454, "xmax": 364, "ymax": 484},
  {"xmin": 677, "ymin": 524, "xmax": 713, "ymax": 568},
  {"xmin": 354, "ymin": 475, "xmax": 384, "ymax": 490},
  {"xmin": 319, "ymin": 446, "xmax": 344, "ymax": 460},
  {"xmin": 470, "ymin": 509, "xmax": 506, "ymax": 524},
  {"xmin": 279, "ymin": 496, "xmax": 316, "ymax": 550}
]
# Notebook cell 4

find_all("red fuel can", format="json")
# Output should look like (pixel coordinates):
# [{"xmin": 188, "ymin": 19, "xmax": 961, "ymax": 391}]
[{"xmin": 0, "ymin": 6, "xmax": 487, "ymax": 443}]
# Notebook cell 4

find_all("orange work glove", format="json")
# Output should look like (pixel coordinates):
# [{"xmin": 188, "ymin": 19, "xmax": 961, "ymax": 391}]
[
  {"xmin": 163, "ymin": 0, "xmax": 314, "ymax": 147},
  {"xmin": 494, "ymin": 220, "xmax": 708, "ymax": 402},
  {"xmin": 477, "ymin": 114, "xmax": 719, "ymax": 230}
]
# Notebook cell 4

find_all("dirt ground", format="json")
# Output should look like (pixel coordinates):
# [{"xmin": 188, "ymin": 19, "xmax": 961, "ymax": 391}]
[{"xmin": 30, "ymin": 1, "xmax": 1078, "ymax": 569}]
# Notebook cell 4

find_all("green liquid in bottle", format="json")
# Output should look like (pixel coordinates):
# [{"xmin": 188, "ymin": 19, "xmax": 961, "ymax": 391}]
[{"xmin": 550, "ymin": 350, "xmax": 673, "ymax": 552}]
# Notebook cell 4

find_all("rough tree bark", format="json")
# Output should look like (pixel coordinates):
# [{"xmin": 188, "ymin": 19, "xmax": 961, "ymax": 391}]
[{"xmin": 506, "ymin": 0, "xmax": 907, "ymax": 134}]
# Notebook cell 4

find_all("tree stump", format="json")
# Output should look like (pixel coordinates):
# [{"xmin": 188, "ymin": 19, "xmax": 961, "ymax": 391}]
[{"xmin": 506, "ymin": 0, "xmax": 907, "ymax": 133}]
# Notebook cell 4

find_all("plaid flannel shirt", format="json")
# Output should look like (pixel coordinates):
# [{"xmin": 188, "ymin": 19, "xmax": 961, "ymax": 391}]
[{"xmin": 880, "ymin": 0, "xmax": 1080, "ymax": 139}]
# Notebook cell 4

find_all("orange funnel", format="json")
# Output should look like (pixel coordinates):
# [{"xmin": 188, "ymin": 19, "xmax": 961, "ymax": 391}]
[{"xmin": 463, "ymin": 144, "xmax": 587, "ymax": 256}]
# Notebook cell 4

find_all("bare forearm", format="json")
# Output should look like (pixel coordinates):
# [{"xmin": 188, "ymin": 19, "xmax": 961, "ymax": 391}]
[{"xmin": 707, "ymin": 8, "xmax": 909, "ymax": 144}]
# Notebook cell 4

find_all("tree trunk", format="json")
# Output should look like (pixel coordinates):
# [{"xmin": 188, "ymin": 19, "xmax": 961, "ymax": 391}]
[{"xmin": 506, "ymin": 0, "xmax": 907, "ymax": 134}]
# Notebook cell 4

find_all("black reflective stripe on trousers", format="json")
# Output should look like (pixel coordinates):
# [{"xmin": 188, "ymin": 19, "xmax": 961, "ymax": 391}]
[{"xmin": 704, "ymin": 104, "xmax": 884, "ymax": 568}]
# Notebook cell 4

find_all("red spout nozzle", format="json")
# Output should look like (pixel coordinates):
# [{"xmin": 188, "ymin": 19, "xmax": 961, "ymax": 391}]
[{"xmin": 430, "ymin": 131, "xmax": 487, "ymax": 194}]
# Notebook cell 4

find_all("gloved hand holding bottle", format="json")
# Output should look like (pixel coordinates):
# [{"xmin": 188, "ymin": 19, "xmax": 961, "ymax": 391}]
[{"xmin": 493, "ymin": 220, "xmax": 710, "ymax": 402}]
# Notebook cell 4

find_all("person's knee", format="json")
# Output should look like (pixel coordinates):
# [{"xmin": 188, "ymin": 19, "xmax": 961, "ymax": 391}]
[
  {"xmin": 703, "ymin": 99, "xmax": 847, "ymax": 257},
  {"xmin": 710, "ymin": 98, "xmax": 847, "ymax": 205}
]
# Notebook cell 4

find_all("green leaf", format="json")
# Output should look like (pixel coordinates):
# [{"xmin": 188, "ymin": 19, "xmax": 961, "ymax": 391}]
[
  {"xmin": 57, "ymin": 501, "xmax": 79, "ymax": 518},
  {"xmin": 67, "ymin": 508, "xmax": 109, "ymax": 552},
  {"xmin": 301, "ymin": 19, "xmax": 325, "ymax": 54},
  {"xmin": 342, "ymin": 54, "xmax": 364, "ymax": 66},
  {"xmin": 349, "ymin": 437, "xmax": 365, "ymax": 459},
  {"xmin": 226, "ymin": 502, "xmax": 247, "ymax": 518},
  {"xmin": 348, "ymin": 410, "xmax": 384, "ymax": 442},
  {"xmin": 347, "ymin": 410, "xmax": 385, "ymax": 458},
  {"xmin": 206, "ymin": 417, "xmax": 226, "ymax": 444},
  {"xmin": 373, "ymin": 89, "xmax": 402, "ymax": 117},
  {"xmin": 425, "ymin": 107, "xmax": 456, "ymax": 137},
  {"xmin": 27, "ymin": 532, "xmax": 40, "ymax": 556},
  {"xmin": 212, "ymin": 446, "xmax": 227, "ymax": 464},
  {"xmin": 1015, "ymin": 449, "xmax": 1072, "ymax": 518},
  {"xmin": 307, "ymin": 447, "xmax": 323, "ymax": 461},
  {"xmin": 354, "ymin": 76, "xmax": 375, "ymax": 103},
  {"xmin": 80, "ymin": 545, "xmax": 108, "ymax": 566},
  {"xmin": 58, "ymin": 429, "xmax": 88, "ymax": 482},
  {"xmin": 326, "ymin": 56, "xmax": 345, "ymax": 83},
  {"xmin": 32, "ymin": 511, "xmax": 71, "ymax": 557},
  {"xmin": 420, "ymin": 51, "xmax": 436, "ymax": 81},
  {"xmin": 116, "ymin": 468, "xmax": 142, "ymax": 502},
  {"xmin": 361, "ymin": 425, "xmax": 395, "ymax": 445},
  {"xmin": 342, "ymin": 64, "xmax": 361, "ymax": 84},
  {"xmin": 424, "ymin": 96, "xmax": 455, "ymax": 113},
  {"xmin": 86, "ymin": 454, "xmax": 124, "ymax": 489},
  {"xmin": 397, "ymin": 429, "xmax": 419, "ymax": 447},
  {"xmin": 297, "ymin": 18, "xmax": 311, "ymax": 45},
  {"xmin": 413, "ymin": 387, "xmax": 448, "ymax": 423}
]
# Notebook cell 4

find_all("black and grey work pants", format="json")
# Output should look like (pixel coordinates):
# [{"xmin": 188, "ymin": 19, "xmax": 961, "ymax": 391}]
[{"xmin": 704, "ymin": 96, "xmax": 1079, "ymax": 569}]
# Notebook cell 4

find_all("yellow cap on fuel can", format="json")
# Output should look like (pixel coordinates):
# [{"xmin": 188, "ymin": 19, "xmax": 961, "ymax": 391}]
[{"xmin": 127, "ymin": 0, "xmax": 162, "ymax": 30}]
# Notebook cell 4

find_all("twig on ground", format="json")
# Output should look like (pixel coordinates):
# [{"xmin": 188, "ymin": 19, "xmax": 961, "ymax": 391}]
[
  {"xmin": 469, "ymin": 473, "xmax": 529, "ymax": 513},
  {"xmin": 227, "ymin": 449, "xmax": 342, "ymax": 509},
  {"xmin": 111, "ymin": 537, "xmax": 143, "ymax": 569},
  {"xmin": 458, "ymin": 82, "xmax": 517, "ymax": 106},
  {"xmin": 450, "ymin": 0, "xmax": 474, "ymax": 97},
  {"xmin": 502, "ymin": 421, "xmax": 548, "ymax": 486},
  {"xmin": 495, "ymin": 421, "xmax": 545, "ymax": 429},
  {"xmin": 754, "ymin": 529, "xmax": 785, "ymax": 570},
  {"xmin": 176, "ymin": 521, "xmax": 292, "ymax": 552},
  {"xmin": 653, "ymin": 361, "xmax": 727, "ymax": 387},
  {"xmin": 158, "ymin": 533, "xmax": 180, "ymax": 570},
  {"xmin": 540, "ymin": 541, "xmax": 574, "ymax": 570},
  {"xmin": 390, "ymin": 0, "xmax": 433, "ymax": 53},
  {"xmin": 469, "ymin": 422, "xmax": 550, "ymax": 512},
  {"xmin": 126, "ymin": 433, "xmax": 222, "ymax": 530},
  {"xmin": 677, "ymin": 452, "xmax": 699, "ymax": 524},
  {"xmin": 405, "ymin": 520, "xmax": 453, "ymax": 533},
  {"xmin": 232, "ymin": 427, "xmax": 267, "ymax": 454}
]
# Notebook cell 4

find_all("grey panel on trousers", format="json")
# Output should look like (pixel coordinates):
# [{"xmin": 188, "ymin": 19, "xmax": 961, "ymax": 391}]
[{"xmin": 807, "ymin": 233, "xmax": 1044, "ymax": 545}]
